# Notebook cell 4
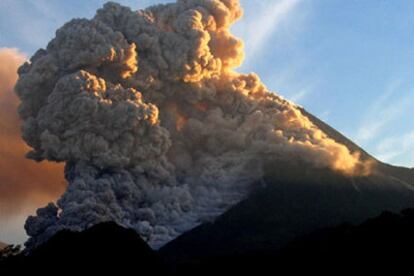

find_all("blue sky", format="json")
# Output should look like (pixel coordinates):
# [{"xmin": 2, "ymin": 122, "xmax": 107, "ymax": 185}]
[{"xmin": 1, "ymin": 0, "xmax": 414, "ymax": 167}]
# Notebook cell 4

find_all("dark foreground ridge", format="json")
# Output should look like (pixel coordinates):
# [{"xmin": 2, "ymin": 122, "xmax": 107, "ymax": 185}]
[
  {"xmin": 0, "ymin": 222, "xmax": 166, "ymax": 274},
  {"xmin": 2, "ymin": 209, "xmax": 414, "ymax": 274}
]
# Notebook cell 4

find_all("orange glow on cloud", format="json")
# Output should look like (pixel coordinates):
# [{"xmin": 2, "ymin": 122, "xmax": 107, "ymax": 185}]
[
  {"xmin": 0, "ymin": 48, "xmax": 65, "ymax": 218},
  {"xmin": 176, "ymin": 112, "xmax": 189, "ymax": 132},
  {"xmin": 194, "ymin": 101, "xmax": 209, "ymax": 112}
]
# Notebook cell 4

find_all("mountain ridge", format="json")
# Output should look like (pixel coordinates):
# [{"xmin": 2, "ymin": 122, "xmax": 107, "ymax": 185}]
[
  {"xmin": 3, "ymin": 209, "xmax": 414, "ymax": 274},
  {"xmin": 0, "ymin": 222, "xmax": 166, "ymax": 273},
  {"xmin": 159, "ymin": 107, "xmax": 414, "ymax": 262}
]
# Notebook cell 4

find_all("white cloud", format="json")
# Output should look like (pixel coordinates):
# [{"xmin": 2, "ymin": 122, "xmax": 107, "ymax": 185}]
[
  {"xmin": 233, "ymin": 0, "xmax": 301, "ymax": 67},
  {"xmin": 356, "ymin": 79, "xmax": 413, "ymax": 142},
  {"xmin": 287, "ymin": 87, "xmax": 309, "ymax": 103},
  {"xmin": 374, "ymin": 130, "xmax": 414, "ymax": 166},
  {"xmin": 353, "ymin": 79, "xmax": 414, "ymax": 167},
  {"xmin": 318, "ymin": 109, "xmax": 331, "ymax": 121},
  {"xmin": 285, "ymin": 79, "xmax": 319, "ymax": 104},
  {"xmin": 246, "ymin": 0, "xmax": 300, "ymax": 57}
]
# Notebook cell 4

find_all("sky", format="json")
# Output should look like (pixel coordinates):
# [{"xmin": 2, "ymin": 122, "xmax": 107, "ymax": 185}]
[{"xmin": 1, "ymin": 0, "xmax": 414, "ymax": 244}]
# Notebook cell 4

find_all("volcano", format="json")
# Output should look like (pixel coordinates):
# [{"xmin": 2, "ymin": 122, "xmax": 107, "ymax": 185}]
[
  {"xmin": 9, "ymin": 0, "xmax": 414, "ymax": 257},
  {"xmin": 159, "ymin": 107, "xmax": 414, "ymax": 262}
]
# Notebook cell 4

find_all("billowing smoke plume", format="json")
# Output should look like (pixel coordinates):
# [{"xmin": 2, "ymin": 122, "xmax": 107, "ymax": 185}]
[
  {"xmin": 16, "ymin": 0, "xmax": 370, "ymax": 250},
  {"xmin": 0, "ymin": 48, "xmax": 65, "ymax": 218}
]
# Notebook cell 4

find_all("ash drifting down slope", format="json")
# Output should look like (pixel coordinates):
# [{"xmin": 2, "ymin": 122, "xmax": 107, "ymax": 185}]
[{"xmin": 16, "ymin": 0, "xmax": 372, "ymax": 250}]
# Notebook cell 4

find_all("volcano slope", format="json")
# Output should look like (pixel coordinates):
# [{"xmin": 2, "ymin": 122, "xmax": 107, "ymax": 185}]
[{"xmin": 159, "ymin": 108, "xmax": 414, "ymax": 263}]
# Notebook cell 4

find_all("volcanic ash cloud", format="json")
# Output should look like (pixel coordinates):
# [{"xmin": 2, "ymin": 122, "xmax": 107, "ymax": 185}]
[{"xmin": 16, "ymin": 0, "xmax": 370, "ymax": 249}]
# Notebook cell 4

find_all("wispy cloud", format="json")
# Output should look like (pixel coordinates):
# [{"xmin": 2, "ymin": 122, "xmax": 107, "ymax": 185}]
[
  {"xmin": 285, "ymin": 79, "xmax": 320, "ymax": 104},
  {"xmin": 374, "ymin": 130, "xmax": 414, "ymax": 166},
  {"xmin": 289, "ymin": 87, "xmax": 310, "ymax": 103},
  {"xmin": 233, "ymin": 0, "xmax": 301, "ymax": 67},
  {"xmin": 246, "ymin": 0, "xmax": 300, "ymax": 59},
  {"xmin": 0, "ymin": 0, "xmax": 66, "ymax": 53},
  {"xmin": 318, "ymin": 109, "xmax": 331, "ymax": 121},
  {"xmin": 353, "ymin": 79, "xmax": 414, "ymax": 167},
  {"xmin": 355, "ymin": 79, "xmax": 413, "ymax": 142}
]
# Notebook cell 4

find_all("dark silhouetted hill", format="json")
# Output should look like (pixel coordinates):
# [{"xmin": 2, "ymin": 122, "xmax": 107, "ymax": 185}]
[
  {"xmin": 0, "ymin": 221, "xmax": 166, "ymax": 273},
  {"xmin": 2, "ymin": 210, "xmax": 414, "ymax": 274},
  {"xmin": 162, "ymin": 208, "xmax": 414, "ymax": 274}
]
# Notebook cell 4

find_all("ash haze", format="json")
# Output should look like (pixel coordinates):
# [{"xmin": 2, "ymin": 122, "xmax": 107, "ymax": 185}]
[
  {"xmin": 0, "ymin": 0, "xmax": 414, "ymax": 247},
  {"xmin": 0, "ymin": 48, "xmax": 65, "ymax": 245}
]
